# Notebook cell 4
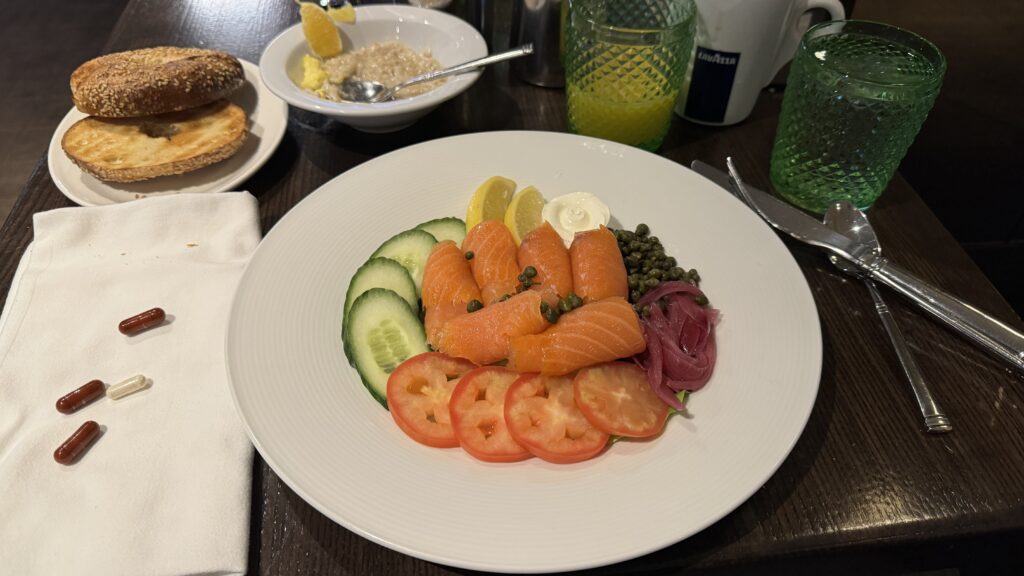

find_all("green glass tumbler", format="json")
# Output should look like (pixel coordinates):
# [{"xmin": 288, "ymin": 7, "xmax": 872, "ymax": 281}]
[
  {"xmin": 769, "ymin": 20, "xmax": 946, "ymax": 214},
  {"xmin": 564, "ymin": 0, "xmax": 696, "ymax": 151}
]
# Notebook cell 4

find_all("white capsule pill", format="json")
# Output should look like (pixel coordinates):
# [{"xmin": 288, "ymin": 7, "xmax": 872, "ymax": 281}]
[{"xmin": 106, "ymin": 374, "xmax": 148, "ymax": 400}]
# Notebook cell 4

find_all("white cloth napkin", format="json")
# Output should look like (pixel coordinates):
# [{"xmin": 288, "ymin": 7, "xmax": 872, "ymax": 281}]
[{"xmin": 0, "ymin": 192, "xmax": 260, "ymax": 575}]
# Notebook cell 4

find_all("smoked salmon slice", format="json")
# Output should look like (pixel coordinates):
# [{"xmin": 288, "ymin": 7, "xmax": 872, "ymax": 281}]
[
  {"xmin": 569, "ymin": 226, "xmax": 628, "ymax": 303},
  {"xmin": 421, "ymin": 241, "xmax": 482, "ymax": 348},
  {"xmin": 462, "ymin": 220, "xmax": 520, "ymax": 305},
  {"xmin": 507, "ymin": 297, "xmax": 645, "ymax": 375},
  {"xmin": 518, "ymin": 222, "xmax": 573, "ymax": 306},
  {"xmin": 424, "ymin": 302, "xmax": 467, "ymax": 349},
  {"xmin": 437, "ymin": 290, "xmax": 548, "ymax": 365},
  {"xmin": 421, "ymin": 240, "xmax": 481, "ymax": 308}
]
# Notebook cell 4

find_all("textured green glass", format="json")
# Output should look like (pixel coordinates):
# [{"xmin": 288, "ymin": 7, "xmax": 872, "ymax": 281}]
[
  {"xmin": 564, "ymin": 0, "xmax": 696, "ymax": 151},
  {"xmin": 770, "ymin": 20, "xmax": 945, "ymax": 214}
]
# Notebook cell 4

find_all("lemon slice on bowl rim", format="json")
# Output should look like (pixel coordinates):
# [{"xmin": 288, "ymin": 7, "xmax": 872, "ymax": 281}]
[
  {"xmin": 504, "ymin": 185, "xmax": 546, "ymax": 245},
  {"xmin": 465, "ymin": 176, "xmax": 516, "ymax": 232},
  {"xmin": 328, "ymin": 4, "xmax": 356, "ymax": 23},
  {"xmin": 299, "ymin": 2, "xmax": 343, "ymax": 58}
]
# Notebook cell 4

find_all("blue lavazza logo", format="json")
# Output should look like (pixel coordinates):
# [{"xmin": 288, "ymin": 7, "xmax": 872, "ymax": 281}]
[
  {"xmin": 697, "ymin": 51, "xmax": 739, "ymax": 66},
  {"xmin": 684, "ymin": 47, "xmax": 741, "ymax": 123}
]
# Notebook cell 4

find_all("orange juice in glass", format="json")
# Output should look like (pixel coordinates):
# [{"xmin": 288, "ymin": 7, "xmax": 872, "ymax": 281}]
[{"xmin": 564, "ymin": 0, "xmax": 696, "ymax": 151}]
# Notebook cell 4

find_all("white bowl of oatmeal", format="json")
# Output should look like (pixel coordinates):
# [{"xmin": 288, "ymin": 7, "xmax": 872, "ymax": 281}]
[{"xmin": 260, "ymin": 5, "xmax": 487, "ymax": 133}]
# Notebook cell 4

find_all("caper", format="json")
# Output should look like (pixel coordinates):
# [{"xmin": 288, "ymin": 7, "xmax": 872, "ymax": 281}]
[
  {"xmin": 523, "ymin": 266, "xmax": 537, "ymax": 278},
  {"xmin": 464, "ymin": 251, "xmax": 474, "ymax": 260},
  {"xmin": 627, "ymin": 240, "xmax": 642, "ymax": 252},
  {"xmin": 544, "ymin": 309, "xmax": 560, "ymax": 323},
  {"xmin": 644, "ymin": 277, "xmax": 659, "ymax": 288},
  {"xmin": 664, "ymin": 256, "xmax": 677, "ymax": 268},
  {"xmin": 648, "ymin": 235, "xmax": 659, "ymax": 245},
  {"xmin": 499, "ymin": 294, "xmax": 511, "ymax": 302},
  {"xmin": 540, "ymin": 301, "xmax": 550, "ymax": 313},
  {"xmin": 558, "ymin": 298, "xmax": 572, "ymax": 313},
  {"xmin": 569, "ymin": 293, "xmax": 583, "ymax": 308},
  {"xmin": 669, "ymin": 267, "xmax": 685, "ymax": 280},
  {"xmin": 467, "ymin": 299, "xmax": 483, "ymax": 312},
  {"xmin": 630, "ymin": 289, "xmax": 642, "ymax": 302},
  {"xmin": 689, "ymin": 268, "xmax": 701, "ymax": 283},
  {"xmin": 627, "ymin": 276, "xmax": 639, "ymax": 289},
  {"xmin": 695, "ymin": 294, "xmax": 709, "ymax": 306},
  {"xmin": 641, "ymin": 305, "xmax": 651, "ymax": 318},
  {"xmin": 650, "ymin": 269, "xmax": 664, "ymax": 280},
  {"xmin": 636, "ymin": 223, "xmax": 650, "ymax": 237}
]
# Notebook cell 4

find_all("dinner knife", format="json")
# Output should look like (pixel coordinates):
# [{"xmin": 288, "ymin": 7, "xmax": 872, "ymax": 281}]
[{"xmin": 690, "ymin": 159, "xmax": 1024, "ymax": 373}]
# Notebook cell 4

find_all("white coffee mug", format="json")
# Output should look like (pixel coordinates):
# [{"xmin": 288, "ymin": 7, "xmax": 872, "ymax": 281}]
[{"xmin": 676, "ymin": 0, "xmax": 845, "ymax": 126}]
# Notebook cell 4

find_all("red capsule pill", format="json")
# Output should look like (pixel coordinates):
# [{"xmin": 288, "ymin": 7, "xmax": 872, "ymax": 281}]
[
  {"xmin": 54, "ymin": 421, "xmax": 101, "ymax": 465},
  {"xmin": 118, "ymin": 307, "xmax": 166, "ymax": 335},
  {"xmin": 56, "ymin": 379, "xmax": 106, "ymax": 414}
]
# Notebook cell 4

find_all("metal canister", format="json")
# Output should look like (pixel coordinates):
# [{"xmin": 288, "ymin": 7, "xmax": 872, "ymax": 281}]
[{"xmin": 510, "ymin": 0, "xmax": 565, "ymax": 87}]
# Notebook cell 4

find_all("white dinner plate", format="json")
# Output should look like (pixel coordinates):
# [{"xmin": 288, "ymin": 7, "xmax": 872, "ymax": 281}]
[
  {"xmin": 47, "ymin": 59, "xmax": 287, "ymax": 206},
  {"xmin": 225, "ymin": 131, "xmax": 822, "ymax": 573}
]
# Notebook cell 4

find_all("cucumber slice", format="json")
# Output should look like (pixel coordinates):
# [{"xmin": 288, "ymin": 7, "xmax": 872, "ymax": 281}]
[
  {"xmin": 370, "ymin": 229, "xmax": 436, "ymax": 295},
  {"xmin": 344, "ymin": 288, "xmax": 428, "ymax": 407},
  {"xmin": 415, "ymin": 217, "xmax": 467, "ymax": 246},
  {"xmin": 343, "ymin": 258, "xmax": 418, "ymax": 357}
]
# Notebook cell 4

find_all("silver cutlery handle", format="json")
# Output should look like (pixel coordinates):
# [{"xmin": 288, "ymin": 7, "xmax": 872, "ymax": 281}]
[
  {"xmin": 866, "ymin": 280, "xmax": 951, "ymax": 433},
  {"xmin": 868, "ymin": 258, "xmax": 1024, "ymax": 372},
  {"xmin": 392, "ymin": 44, "xmax": 534, "ymax": 92}
]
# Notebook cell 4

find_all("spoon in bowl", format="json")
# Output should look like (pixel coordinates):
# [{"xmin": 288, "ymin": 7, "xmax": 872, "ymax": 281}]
[
  {"xmin": 339, "ymin": 44, "xmax": 533, "ymax": 103},
  {"xmin": 824, "ymin": 200, "xmax": 952, "ymax": 434}
]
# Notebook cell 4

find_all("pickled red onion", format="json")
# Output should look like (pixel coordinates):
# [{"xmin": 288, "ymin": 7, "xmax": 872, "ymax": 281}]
[{"xmin": 634, "ymin": 281, "xmax": 718, "ymax": 410}]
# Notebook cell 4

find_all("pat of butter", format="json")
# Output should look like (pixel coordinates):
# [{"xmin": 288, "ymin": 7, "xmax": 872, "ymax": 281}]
[
  {"xmin": 300, "ymin": 54, "xmax": 328, "ymax": 91},
  {"xmin": 541, "ymin": 192, "xmax": 611, "ymax": 247}
]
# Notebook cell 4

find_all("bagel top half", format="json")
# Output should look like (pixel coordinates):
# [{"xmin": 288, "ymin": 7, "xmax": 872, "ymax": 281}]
[{"xmin": 70, "ymin": 47, "xmax": 245, "ymax": 118}]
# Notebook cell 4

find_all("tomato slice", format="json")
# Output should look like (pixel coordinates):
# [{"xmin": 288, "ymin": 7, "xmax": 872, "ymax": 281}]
[
  {"xmin": 573, "ymin": 362, "xmax": 669, "ymax": 438},
  {"xmin": 386, "ymin": 352, "xmax": 477, "ymax": 448},
  {"xmin": 504, "ymin": 373, "xmax": 609, "ymax": 464},
  {"xmin": 448, "ymin": 367, "xmax": 531, "ymax": 462}
]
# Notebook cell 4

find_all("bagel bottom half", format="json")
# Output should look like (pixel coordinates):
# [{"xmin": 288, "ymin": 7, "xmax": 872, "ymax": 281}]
[{"xmin": 61, "ymin": 100, "xmax": 247, "ymax": 183}]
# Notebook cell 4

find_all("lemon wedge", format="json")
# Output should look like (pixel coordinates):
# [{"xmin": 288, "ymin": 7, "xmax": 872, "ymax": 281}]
[
  {"xmin": 328, "ymin": 4, "xmax": 356, "ymax": 23},
  {"xmin": 504, "ymin": 186, "xmax": 546, "ymax": 245},
  {"xmin": 465, "ymin": 176, "xmax": 516, "ymax": 232},
  {"xmin": 300, "ymin": 3, "xmax": 343, "ymax": 59}
]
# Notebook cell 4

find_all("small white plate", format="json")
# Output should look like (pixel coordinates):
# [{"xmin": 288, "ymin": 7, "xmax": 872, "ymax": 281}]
[
  {"xmin": 225, "ymin": 132, "xmax": 823, "ymax": 573},
  {"xmin": 47, "ymin": 59, "xmax": 287, "ymax": 206}
]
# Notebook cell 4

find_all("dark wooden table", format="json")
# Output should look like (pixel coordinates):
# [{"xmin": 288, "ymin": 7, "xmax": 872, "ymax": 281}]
[{"xmin": 4, "ymin": 1, "xmax": 1023, "ymax": 574}]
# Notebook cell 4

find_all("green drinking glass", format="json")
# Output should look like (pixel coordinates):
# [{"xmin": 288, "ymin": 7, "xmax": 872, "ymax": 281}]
[{"xmin": 769, "ymin": 20, "xmax": 946, "ymax": 214}]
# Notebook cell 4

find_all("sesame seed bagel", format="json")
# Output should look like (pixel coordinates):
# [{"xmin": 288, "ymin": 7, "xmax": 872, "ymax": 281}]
[
  {"xmin": 61, "ymin": 100, "xmax": 247, "ymax": 183},
  {"xmin": 70, "ymin": 47, "xmax": 245, "ymax": 118}
]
